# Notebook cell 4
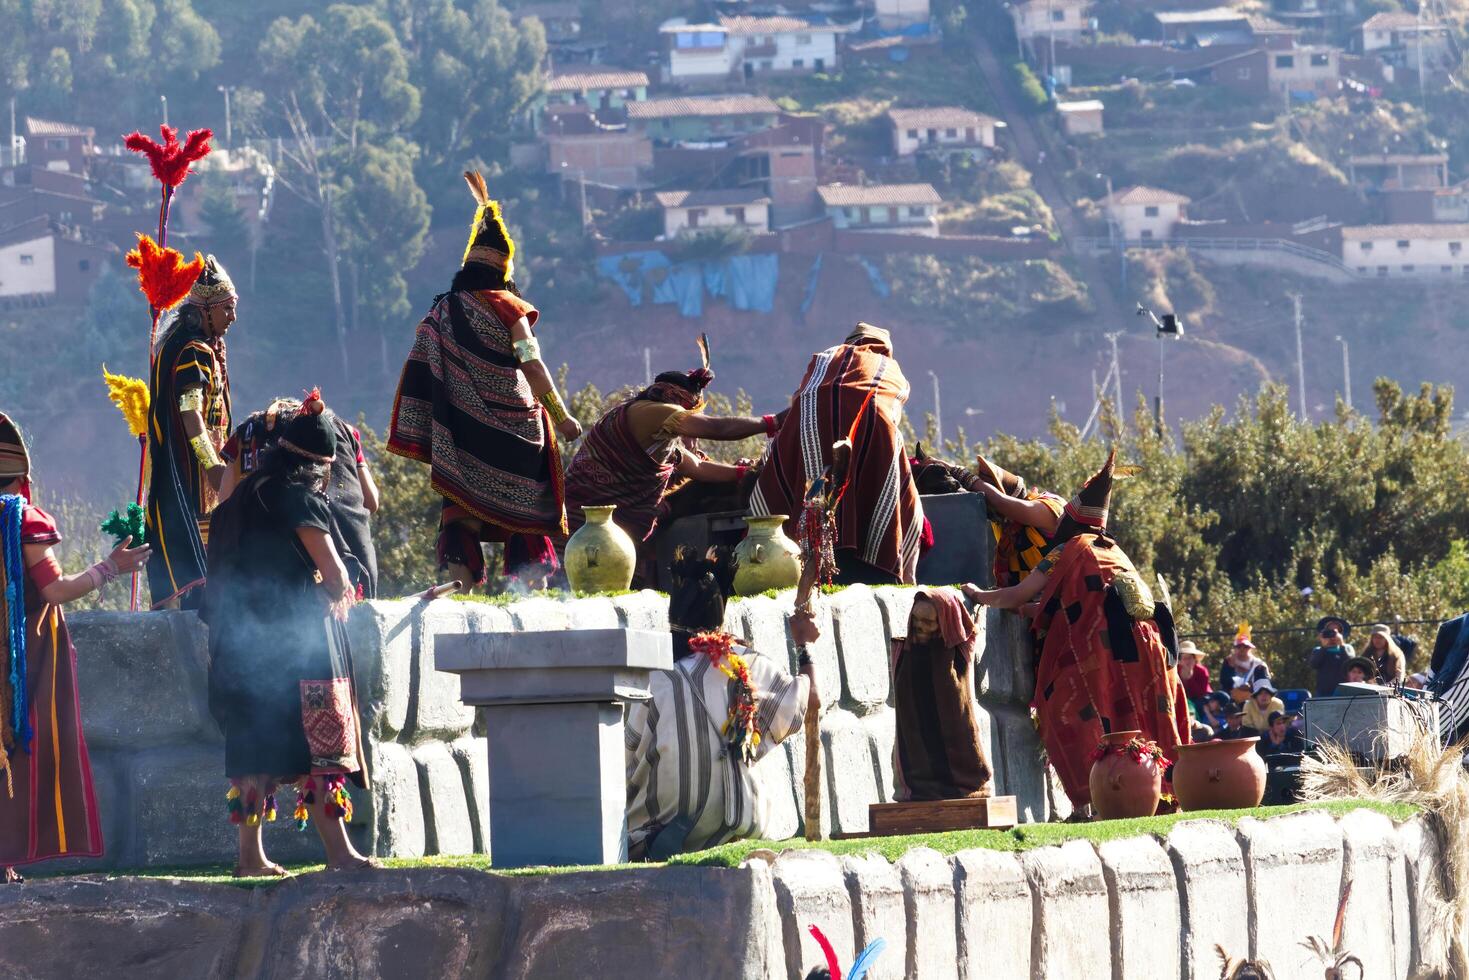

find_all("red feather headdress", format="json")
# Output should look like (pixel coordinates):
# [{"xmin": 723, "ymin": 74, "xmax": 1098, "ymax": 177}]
[
  {"xmin": 125, "ymin": 234, "xmax": 204, "ymax": 312},
  {"xmin": 809, "ymin": 925, "xmax": 842, "ymax": 980},
  {"xmin": 123, "ymin": 125, "xmax": 213, "ymax": 189}
]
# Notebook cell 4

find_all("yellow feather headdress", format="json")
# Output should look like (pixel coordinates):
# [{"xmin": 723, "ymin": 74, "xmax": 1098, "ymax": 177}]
[
  {"xmin": 461, "ymin": 170, "xmax": 516, "ymax": 270},
  {"xmin": 102, "ymin": 365, "xmax": 151, "ymax": 439}
]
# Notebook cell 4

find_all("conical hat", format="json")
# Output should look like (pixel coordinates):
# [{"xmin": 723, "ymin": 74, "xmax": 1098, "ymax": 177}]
[
  {"xmin": 1053, "ymin": 448, "xmax": 1115, "ymax": 542},
  {"xmin": 974, "ymin": 453, "xmax": 1025, "ymax": 496}
]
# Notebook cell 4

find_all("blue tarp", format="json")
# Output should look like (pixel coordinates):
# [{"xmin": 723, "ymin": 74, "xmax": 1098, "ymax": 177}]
[
  {"xmin": 798, "ymin": 253, "xmax": 823, "ymax": 322},
  {"xmin": 596, "ymin": 251, "xmax": 778, "ymax": 319},
  {"xmin": 856, "ymin": 256, "xmax": 890, "ymax": 299}
]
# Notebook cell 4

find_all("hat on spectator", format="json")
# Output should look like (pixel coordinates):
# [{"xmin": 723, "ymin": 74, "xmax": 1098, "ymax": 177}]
[
  {"xmin": 1231, "ymin": 622, "xmax": 1255, "ymax": 650},
  {"xmin": 1178, "ymin": 640, "xmax": 1201, "ymax": 658},
  {"xmin": 1208, "ymin": 691, "xmax": 1232, "ymax": 707},
  {"xmin": 1225, "ymin": 704, "xmax": 1246, "ymax": 718},
  {"xmin": 1252, "ymin": 677, "xmax": 1277, "ymax": 695},
  {"xmin": 1344, "ymin": 656, "xmax": 1376, "ymax": 679},
  {"xmin": 1267, "ymin": 710, "xmax": 1286, "ymax": 726},
  {"xmin": 1316, "ymin": 616, "xmax": 1351, "ymax": 640}
]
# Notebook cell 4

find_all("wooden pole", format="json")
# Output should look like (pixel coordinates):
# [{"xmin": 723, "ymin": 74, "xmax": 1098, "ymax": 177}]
[{"xmin": 803, "ymin": 693, "xmax": 823, "ymax": 841}]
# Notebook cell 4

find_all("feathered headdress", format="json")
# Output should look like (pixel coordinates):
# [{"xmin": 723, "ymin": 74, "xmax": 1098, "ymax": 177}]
[
  {"xmin": 1234, "ymin": 622, "xmax": 1253, "ymax": 648},
  {"xmin": 102, "ymin": 366, "xmax": 150, "ymax": 439},
  {"xmin": 123, "ymin": 125, "xmax": 213, "ymax": 189},
  {"xmin": 125, "ymin": 234, "xmax": 204, "ymax": 313},
  {"xmin": 689, "ymin": 332, "xmax": 715, "ymax": 389},
  {"xmin": 806, "ymin": 925, "xmax": 888, "ymax": 980},
  {"xmin": 461, "ymin": 170, "xmax": 516, "ymax": 271}
]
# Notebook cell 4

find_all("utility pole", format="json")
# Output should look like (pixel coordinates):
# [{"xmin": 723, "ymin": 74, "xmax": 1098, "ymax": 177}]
[
  {"xmin": 1156, "ymin": 328, "xmax": 1165, "ymax": 435},
  {"xmin": 578, "ymin": 170, "xmax": 589, "ymax": 232},
  {"xmin": 1334, "ymin": 334, "xmax": 1352, "ymax": 410},
  {"xmin": 7, "ymin": 97, "xmax": 14, "ymax": 167},
  {"xmin": 218, "ymin": 85, "xmax": 235, "ymax": 147},
  {"xmin": 1107, "ymin": 331, "xmax": 1123, "ymax": 415},
  {"xmin": 1291, "ymin": 293, "xmax": 1307, "ymax": 420},
  {"xmin": 1418, "ymin": 2, "xmax": 1427, "ymax": 109},
  {"xmin": 643, "ymin": 346, "xmax": 652, "ymax": 386},
  {"xmin": 929, "ymin": 370, "xmax": 942, "ymax": 447},
  {"xmin": 161, "ymin": 94, "xmax": 169, "ymax": 128},
  {"xmin": 1046, "ymin": 0, "xmax": 1057, "ymax": 82}
]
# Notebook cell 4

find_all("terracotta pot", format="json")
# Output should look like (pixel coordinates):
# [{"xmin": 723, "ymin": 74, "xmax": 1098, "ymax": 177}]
[
  {"xmin": 564, "ymin": 505, "xmax": 637, "ymax": 594},
  {"xmin": 1088, "ymin": 730, "xmax": 1163, "ymax": 819},
  {"xmin": 1172, "ymin": 737, "xmax": 1267, "ymax": 811},
  {"xmin": 732, "ymin": 515, "xmax": 802, "ymax": 596}
]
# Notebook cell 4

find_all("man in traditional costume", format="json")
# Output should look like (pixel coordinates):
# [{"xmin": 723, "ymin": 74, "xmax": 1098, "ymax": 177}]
[
  {"xmin": 750, "ymin": 323, "xmax": 924, "ymax": 585},
  {"xmin": 203, "ymin": 391, "xmax": 371, "ymax": 877},
  {"xmin": 221, "ymin": 397, "xmax": 381, "ymax": 597},
  {"xmin": 388, "ymin": 172, "xmax": 581, "ymax": 590},
  {"xmin": 145, "ymin": 255, "xmax": 237, "ymax": 609},
  {"xmin": 964, "ymin": 451, "xmax": 1190, "ymax": 811},
  {"xmin": 891, "ymin": 589, "xmax": 994, "ymax": 801},
  {"xmin": 564, "ymin": 342, "xmax": 772, "ymax": 583},
  {"xmin": 625, "ymin": 548, "xmax": 817, "ymax": 859},
  {"xmin": 0, "ymin": 415, "xmax": 150, "ymax": 882}
]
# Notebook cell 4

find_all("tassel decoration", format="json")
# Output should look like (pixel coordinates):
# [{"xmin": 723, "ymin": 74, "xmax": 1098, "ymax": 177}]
[
  {"xmin": 123, "ymin": 125, "xmax": 214, "ymax": 189},
  {"xmin": 125, "ymin": 234, "xmax": 204, "ymax": 313},
  {"xmin": 102, "ymin": 366, "xmax": 152, "ymax": 438}
]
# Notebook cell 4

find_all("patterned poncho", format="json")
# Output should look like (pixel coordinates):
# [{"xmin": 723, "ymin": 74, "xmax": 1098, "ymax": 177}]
[{"xmin": 387, "ymin": 289, "xmax": 566, "ymax": 537}]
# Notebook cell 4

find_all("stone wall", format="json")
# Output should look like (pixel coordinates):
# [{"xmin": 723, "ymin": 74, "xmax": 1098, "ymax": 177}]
[
  {"xmin": 66, "ymin": 573, "xmax": 1049, "ymax": 868},
  {"xmin": 0, "ymin": 809, "xmax": 1450, "ymax": 979}
]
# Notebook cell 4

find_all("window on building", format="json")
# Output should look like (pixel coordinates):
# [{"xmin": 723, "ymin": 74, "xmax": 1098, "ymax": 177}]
[
  {"xmin": 18, "ymin": 254, "xmax": 33, "ymax": 265},
  {"xmin": 793, "ymin": 58, "xmax": 805, "ymax": 68},
  {"xmin": 1443, "ymin": 265, "xmax": 1454, "ymax": 274},
  {"xmin": 908, "ymin": 205, "xmax": 927, "ymax": 218},
  {"xmin": 78, "ymin": 259, "xmax": 89, "ymax": 272},
  {"xmin": 1310, "ymin": 52, "xmax": 1329, "ymax": 67},
  {"xmin": 1144, "ymin": 206, "xmax": 1160, "ymax": 217},
  {"xmin": 726, "ymin": 206, "xmax": 747, "ymax": 223},
  {"xmin": 1275, "ymin": 54, "xmax": 1295, "ymax": 69},
  {"xmin": 760, "ymin": 60, "xmax": 772, "ymax": 70},
  {"xmin": 945, "ymin": 128, "xmax": 958, "ymax": 138},
  {"xmin": 907, "ymin": 128, "xmax": 919, "ymax": 139},
  {"xmin": 1402, "ymin": 264, "xmax": 1415, "ymax": 272},
  {"xmin": 688, "ymin": 208, "xmax": 705, "ymax": 227},
  {"xmin": 1397, "ymin": 240, "xmax": 1410, "ymax": 249},
  {"xmin": 846, "ymin": 207, "xmax": 857, "ymax": 220},
  {"xmin": 1237, "ymin": 68, "xmax": 1252, "ymax": 79},
  {"xmin": 1377, "ymin": 266, "xmax": 1388, "ymax": 276},
  {"xmin": 1357, "ymin": 267, "xmax": 1368, "ymax": 273},
  {"xmin": 1360, "ymin": 242, "xmax": 1373, "ymax": 252},
  {"xmin": 1051, "ymin": 8, "xmax": 1065, "ymax": 20},
  {"xmin": 1451, "ymin": 242, "xmax": 1463, "ymax": 256},
  {"xmin": 44, "ymin": 138, "xmax": 67, "ymax": 151},
  {"xmin": 797, "ymin": 33, "xmax": 812, "ymax": 45},
  {"xmin": 1141, "ymin": 229, "xmax": 1155, "ymax": 240}
]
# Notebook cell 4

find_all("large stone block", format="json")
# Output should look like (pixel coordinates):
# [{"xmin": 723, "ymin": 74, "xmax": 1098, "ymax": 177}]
[
  {"xmin": 985, "ymin": 607, "xmax": 1035, "ymax": 706},
  {"xmin": 0, "ymin": 877, "xmax": 252, "ymax": 980},
  {"xmin": 1021, "ymin": 840, "xmax": 1111, "ymax": 979},
  {"xmin": 785, "ymin": 727, "xmax": 832, "ymax": 840},
  {"xmin": 566, "ymin": 595, "xmax": 620, "ymax": 629},
  {"xmin": 897, "ymin": 847, "xmax": 959, "ymax": 980},
  {"xmin": 414, "ymin": 601, "xmax": 476, "ymax": 740},
  {"xmin": 460, "ymin": 601, "xmax": 513, "ymax": 636},
  {"xmin": 829, "ymin": 584, "xmax": 890, "ymax": 711},
  {"xmin": 413, "ymin": 742, "xmax": 475, "ymax": 856},
  {"xmin": 261, "ymin": 867, "xmax": 511, "ymax": 978},
  {"xmin": 750, "ymin": 730, "xmax": 800, "ymax": 842},
  {"xmin": 1099, "ymin": 836, "xmax": 1181, "ymax": 980},
  {"xmin": 1398, "ymin": 816, "xmax": 1452, "ymax": 978},
  {"xmin": 348, "ymin": 599, "xmax": 414, "ymax": 738},
  {"xmin": 841, "ymin": 854, "xmax": 907, "ymax": 980},
  {"xmin": 448, "ymin": 736, "xmax": 491, "ymax": 855},
  {"xmin": 613, "ymin": 590, "xmax": 668, "ymax": 632},
  {"xmin": 794, "ymin": 597, "xmax": 842, "ymax": 712},
  {"xmin": 507, "ymin": 595, "xmax": 572, "ymax": 632},
  {"xmin": 1237, "ymin": 810, "xmax": 1343, "ymax": 973},
  {"xmin": 991, "ymin": 704, "xmax": 1047, "ymax": 823},
  {"xmin": 954, "ymin": 847, "xmax": 1032, "ymax": 980},
  {"xmin": 771, "ymin": 849, "xmax": 855, "ymax": 979},
  {"xmin": 861, "ymin": 708, "xmax": 897, "ymax": 803},
  {"xmin": 130, "ymin": 745, "xmax": 322, "ymax": 868},
  {"xmin": 915, "ymin": 491, "xmax": 992, "ymax": 586},
  {"xmin": 366, "ymin": 740, "xmax": 426, "ymax": 859},
  {"xmin": 737, "ymin": 594, "xmax": 793, "ymax": 668},
  {"xmin": 872, "ymin": 586, "xmax": 916, "ymax": 658},
  {"xmin": 46, "ymin": 746, "xmax": 129, "ymax": 873},
  {"xmin": 821, "ymin": 708, "xmax": 879, "ymax": 835},
  {"xmin": 70, "ymin": 610, "xmax": 215, "ymax": 748},
  {"xmin": 505, "ymin": 866, "xmax": 777, "ymax": 979},
  {"xmin": 1335, "ymin": 808, "xmax": 1406, "ymax": 980},
  {"xmin": 1165, "ymin": 819, "xmax": 1248, "ymax": 979}
]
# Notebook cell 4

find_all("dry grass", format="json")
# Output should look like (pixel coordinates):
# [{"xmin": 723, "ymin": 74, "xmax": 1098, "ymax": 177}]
[{"xmin": 1298, "ymin": 726, "xmax": 1469, "ymax": 976}]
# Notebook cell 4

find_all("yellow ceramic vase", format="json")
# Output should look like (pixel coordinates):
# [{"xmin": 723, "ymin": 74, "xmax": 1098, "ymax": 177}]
[
  {"xmin": 733, "ymin": 515, "xmax": 803, "ymax": 596},
  {"xmin": 565, "ymin": 505, "xmax": 637, "ymax": 594}
]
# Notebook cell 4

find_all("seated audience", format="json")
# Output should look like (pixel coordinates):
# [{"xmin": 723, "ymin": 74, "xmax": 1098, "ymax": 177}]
[
  {"xmin": 1218, "ymin": 706, "xmax": 1255, "ymax": 740},
  {"xmin": 1308, "ymin": 616, "xmax": 1354, "ymax": 696},
  {"xmin": 1177, "ymin": 640, "xmax": 1213, "ymax": 705},
  {"xmin": 1342, "ymin": 656, "xmax": 1377, "ymax": 685},
  {"xmin": 1242, "ymin": 678, "xmax": 1284, "ymax": 733},
  {"xmin": 1197, "ymin": 691, "xmax": 1232, "ymax": 735},
  {"xmin": 1363, "ymin": 623, "xmax": 1407, "ymax": 686},
  {"xmin": 1256, "ymin": 711, "xmax": 1303, "ymax": 761},
  {"xmin": 1219, "ymin": 626, "xmax": 1269, "ymax": 693}
]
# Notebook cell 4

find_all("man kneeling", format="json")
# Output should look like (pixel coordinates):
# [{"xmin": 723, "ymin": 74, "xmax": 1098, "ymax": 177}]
[{"xmin": 625, "ymin": 548, "xmax": 818, "ymax": 859}]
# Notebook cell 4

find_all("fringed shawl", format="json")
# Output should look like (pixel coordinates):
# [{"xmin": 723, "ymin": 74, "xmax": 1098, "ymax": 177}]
[{"xmin": 0, "ymin": 495, "xmax": 29, "ymax": 765}]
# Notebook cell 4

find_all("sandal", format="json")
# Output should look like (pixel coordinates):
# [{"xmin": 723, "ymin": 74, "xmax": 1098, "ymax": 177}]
[
  {"xmin": 232, "ymin": 863, "xmax": 293, "ymax": 879},
  {"xmin": 325, "ymin": 855, "xmax": 380, "ymax": 872},
  {"xmin": 2, "ymin": 867, "xmax": 22, "ymax": 884}
]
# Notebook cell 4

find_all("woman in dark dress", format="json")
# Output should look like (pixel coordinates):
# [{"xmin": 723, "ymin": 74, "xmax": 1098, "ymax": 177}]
[{"xmin": 204, "ymin": 391, "xmax": 371, "ymax": 876}]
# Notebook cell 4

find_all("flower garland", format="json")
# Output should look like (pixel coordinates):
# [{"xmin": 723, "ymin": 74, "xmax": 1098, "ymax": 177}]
[
  {"xmin": 688, "ymin": 631, "xmax": 761, "ymax": 763},
  {"xmin": 1088, "ymin": 735, "xmax": 1171, "ymax": 772}
]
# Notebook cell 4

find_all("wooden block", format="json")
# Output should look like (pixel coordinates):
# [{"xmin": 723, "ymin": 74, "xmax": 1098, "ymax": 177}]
[{"xmin": 865, "ymin": 795, "xmax": 1019, "ymax": 836}]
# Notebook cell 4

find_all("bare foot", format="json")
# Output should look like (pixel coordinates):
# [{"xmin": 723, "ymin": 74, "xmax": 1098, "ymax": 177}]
[
  {"xmin": 233, "ymin": 862, "xmax": 292, "ymax": 879},
  {"xmin": 2, "ymin": 867, "xmax": 22, "ymax": 884},
  {"xmin": 325, "ymin": 854, "xmax": 379, "ymax": 872}
]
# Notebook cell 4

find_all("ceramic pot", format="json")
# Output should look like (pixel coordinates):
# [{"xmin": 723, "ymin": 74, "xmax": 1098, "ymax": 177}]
[
  {"xmin": 732, "ymin": 515, "xmax": 802, "ymax": 596},
  {"xmin": 1088, "ymin": 730, "xmax": 1163, "ymax": 819},
  {"xmin": 1172, "ymin": 737, "xmax": 1267, "ymax": 811},
  {"xmin": 564, "ymin": 505, "xmax": 637, "ymax": 594}
]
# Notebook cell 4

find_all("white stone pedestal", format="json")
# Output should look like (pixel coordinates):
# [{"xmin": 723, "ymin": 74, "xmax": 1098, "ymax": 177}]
[{"xmin": 435, "ymin": 627, "xmax": 671, "ymax": 868}]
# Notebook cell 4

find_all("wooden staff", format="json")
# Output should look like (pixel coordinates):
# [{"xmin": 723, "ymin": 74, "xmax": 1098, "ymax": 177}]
[{"xmin": 795, "ymin": 556, "xmax": 824, "ymax": 842}]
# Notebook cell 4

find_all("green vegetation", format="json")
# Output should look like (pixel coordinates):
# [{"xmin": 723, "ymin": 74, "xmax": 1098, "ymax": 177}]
[
  {"xmin": 1011, "ymin": 61, "xmax": 1050, "ymax": 115},
  {"xmin": 880, "ymin": 254, "xmax": 1092, "ymax": 330}
]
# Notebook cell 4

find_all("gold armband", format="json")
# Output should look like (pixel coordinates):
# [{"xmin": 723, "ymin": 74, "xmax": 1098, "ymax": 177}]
[
  {"xmin": 512, "ymin": 337, "xmax": 542, "ymax": 364},
  {"xmin": 179, "ymin": 388, "xmax": 206, "ymax": 414},
  {"xmin": 189, "ymin": 432, "xmax": 224, "ymax": 470},
  {"xmin": 539, "ymin": 389, "xmax": 570, "ymax": 426}
]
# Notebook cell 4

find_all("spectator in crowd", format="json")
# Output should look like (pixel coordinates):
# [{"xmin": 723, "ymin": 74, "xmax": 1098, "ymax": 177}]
[
  {"xmin": 1242, "ymin": 677, "xmax": 1284, "ymax": 732},
  {"xmin": 1406, "ymin": 672, "xmax": 1431, "ymax": 690},
  {"xmin": 1363, "ymin": 624, "xmax": 1407, "ymax": 686},
  {"xmin": 1177, "ymin": 640, "xmax": 1212, "ymax": 700},
  {"xmin": 1218, "ymin": 706, "xmax": 1254, "ymax": 739},
  {"xmin": 1219, "ymin": 625, "xmax": 1269, "ymax": 694},
  {"xmin": 1197, "ymin": 691, "xmax": 1232, "ymax": 734},
  {"xmin": 1343, "ymin": 656, "xmax": 1377, "ymax": 685},
  {"xmin": 1257, "ymin": 711, "xmax": 1303, "ymax": 761},
  {"xmin": 1308, "ymin": 616, "xmax": 1354, "ymax": 697}
]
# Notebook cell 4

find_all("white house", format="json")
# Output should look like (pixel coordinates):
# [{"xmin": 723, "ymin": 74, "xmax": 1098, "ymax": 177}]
[
  {"xmin": 875, "ymin": 0, "xmax": 931, "ymax": 30},
  {"xmin": 654, "ymin": 188, "xmax": 771, "ymax": 237},
  {"xmin": 1266, "ymin": 44, "xmax": 1339, "ymax": 97},
  {"xmin": 817, "ymin": 183, "xmax": 942, "ymax": 235},
  {"xmin": 1103, "ymin": 186, "xmax": 1190, "ymax": 241},
  {"xmin": 661, "ymin": 16, "xmax": 849, "ymax": 85},
  {"xmin": 1342, "ymin": 224, "xmax": 1469, "ymax": 278},
  {"xmin": 886, "ymin": 107, "xmax": 999, "ymax": 157},
  {"xmin": 1011, "ymin": 0, "xmax": 1091, "ymax": 45},
  {"xmin": 1057, "ymin": 100, "xmax": 1104, "ymax": 136}
]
